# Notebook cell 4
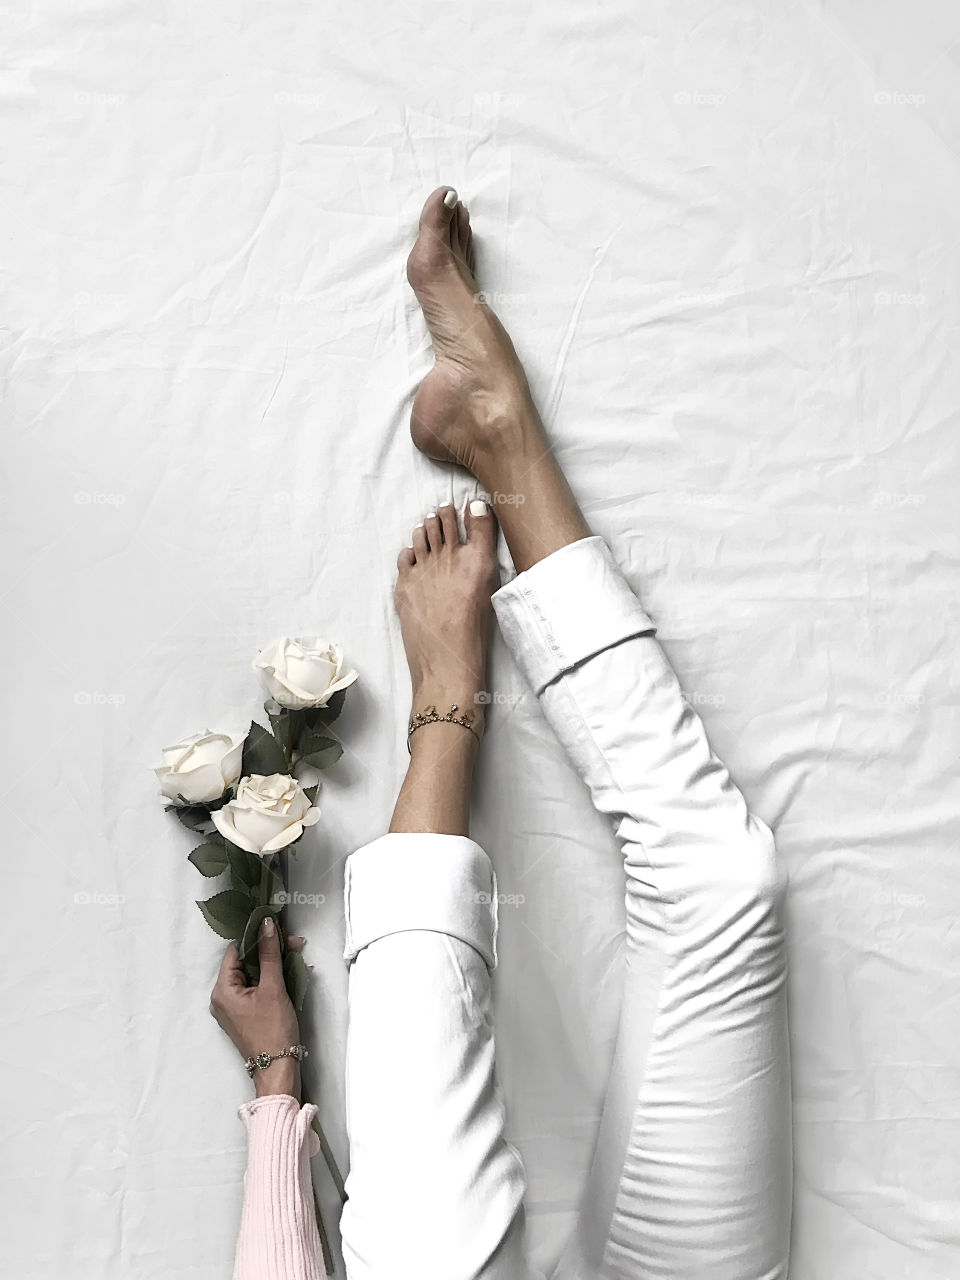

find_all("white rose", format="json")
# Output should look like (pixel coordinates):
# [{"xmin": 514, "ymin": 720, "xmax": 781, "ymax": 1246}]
[
  {"xmin": 212, "ymin": 773, "xmax": 321, "ymax": 854},
  {"xmin": 154, "ymin": 730, "xmax": 245, "ymax": 805},
  {"xmin": 253, "ymin": 636, "xmax": 358, "ymax": 710}
]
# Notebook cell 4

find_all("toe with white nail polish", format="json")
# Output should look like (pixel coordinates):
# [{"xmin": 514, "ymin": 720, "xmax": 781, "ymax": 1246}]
[
  {"xmin": 443, "ymin": 189, "xmax": 458, "ymax": 209},
  {"xmin": 469, "ymin": 500, "xmax": 488, "ymax": 516}
]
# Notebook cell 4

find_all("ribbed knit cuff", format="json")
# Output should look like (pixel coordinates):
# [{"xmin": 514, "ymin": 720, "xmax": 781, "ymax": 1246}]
[{"xmin": 233, "ymin": 1094, "xmax": 324, "ymax": 1280}]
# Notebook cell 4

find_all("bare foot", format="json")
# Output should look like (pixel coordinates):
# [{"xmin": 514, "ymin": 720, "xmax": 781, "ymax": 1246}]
[
  {"xmin": 406, "ymin": 187, "xmax": 591, "ymax": 574},
  {"xmin": 406, "ymin": 187, "xmax": 544, "ymax": 475},
  {"xmin": 394, "ymin": 499, "xmax": 500, "ymax": 744}
]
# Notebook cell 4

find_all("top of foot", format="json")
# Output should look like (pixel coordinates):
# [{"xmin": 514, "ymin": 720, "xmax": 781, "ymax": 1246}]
[{"xmin": 394, "ymin": 498, "xmax": 500, "ymax": 740}]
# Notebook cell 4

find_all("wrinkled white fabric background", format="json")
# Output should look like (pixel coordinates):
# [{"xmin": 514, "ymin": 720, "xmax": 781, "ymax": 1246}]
[{"xmin": 3, "ymin": 1, "xmax": 959, "ymax": 1276}]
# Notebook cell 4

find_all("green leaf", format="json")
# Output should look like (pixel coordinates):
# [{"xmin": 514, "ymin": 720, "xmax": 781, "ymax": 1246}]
[
  {"xmin": 299, "ymin": 731, "xmax": 342, "ymax": 771},
  {"xmin": 267, "ymin": 705, "xmax": 297, "ymax": 761},
  {"xmin": 284, "ymin": 949, "xmax": 309, "ymax": 1011},
  {"xmin": 238, "ymin": 905, "xmax": 279, "ymax": 981},
  {"xmin": 241, "ymin": 720, "xmax": 287, "ymax": 778},
  {"xmin": 302, "ymin": 783, "xmax": 320, "ymax": 805},
  {"xmin": 227, "ymin": 844, "xmax": 286, "ymax": 903},
  {"xmin": 188, "ymin": 843, "xmax": 228, "ymax": 877},
  {"xmin": 167, "ymin": 787, "xmax": 231, "ymax": 830},
  {"xmin": 226, "ymin": 842, "xmax": 263, "ymax": 893},
  {"xmin": 195, "ymin": 890, "xmax": 255, "ymax": 941},
  {"xmin": 170, "ymin": 803, "xmax": 213, "ymax": 831},
  {"xmin": 302, "ymin": 688, "xmax": 346, "ymax": 729}
]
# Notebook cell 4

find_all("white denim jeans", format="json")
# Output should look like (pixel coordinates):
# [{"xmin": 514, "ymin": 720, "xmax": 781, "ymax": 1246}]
[{"xmin": 339, "ymin": 536, "xmax": 793, "ymax": 1280}]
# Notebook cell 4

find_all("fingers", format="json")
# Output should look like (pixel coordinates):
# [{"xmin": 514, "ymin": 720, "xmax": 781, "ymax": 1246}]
[
  {"xmin": 210, "ymin": 943, "xmax": 243, "ymax": 1025},
  {"xmin": 217, "ymin": 942, "xmax": 246, "ymax": 991},
  {"xmin": 256, "ymin": 914, "xmax": 284, "ymax": 992}
]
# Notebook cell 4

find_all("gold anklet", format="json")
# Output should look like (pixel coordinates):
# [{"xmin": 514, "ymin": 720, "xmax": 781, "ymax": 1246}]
[{"xmin": 407, "ymin": 703, "xmax": 481, "ymax": 753}]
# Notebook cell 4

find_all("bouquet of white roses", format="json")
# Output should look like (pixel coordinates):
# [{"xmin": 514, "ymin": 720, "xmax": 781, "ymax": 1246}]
[{"xmin": 155, "ymin": 636, "xmax": 357, "ymax": 1271}]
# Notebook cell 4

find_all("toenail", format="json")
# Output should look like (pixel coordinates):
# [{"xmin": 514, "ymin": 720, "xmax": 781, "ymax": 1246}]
[
  {"xmin": 426, "ymin": 512, "xmax": 437, "ymax": 519},
  {"xmin": 443, "ymin": 189, "xmax": 458, "ymax": 209},
  {"xmin": 469, "ymin": 500, "xmax": 488, "ymax": 516},
  {"xmin": 415, "ymin": 523, "xmax": 424, "ymax": 529}
]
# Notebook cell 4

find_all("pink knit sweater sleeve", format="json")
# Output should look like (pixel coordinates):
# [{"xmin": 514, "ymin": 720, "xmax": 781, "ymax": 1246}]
[{"xmin": 233, "ymin": 1094, "xmax": 326, "ymax": 1280}]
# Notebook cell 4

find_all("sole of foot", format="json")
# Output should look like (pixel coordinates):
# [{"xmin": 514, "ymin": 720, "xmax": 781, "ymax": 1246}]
[{"xmin": 406, "ymin": 187, "xmax": 543, "ymax": 476}]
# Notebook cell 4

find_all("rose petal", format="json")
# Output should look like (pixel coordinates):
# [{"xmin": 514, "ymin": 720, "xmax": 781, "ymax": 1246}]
[
  {"xmin": 324, "ymin": 668, "xmax": 359, "ymax": 698},
  {"xmin": 261, "ymin": 669, "xmax": 313, "ymax": 710},
  {"xmin": 220, "ymin": 740, "xmax": 244, "ymax": 790},
  {"xmin": 173, "ymin": 760, "xmax": 228, "ymax": 805},
  {"xmin": 285, "ymin": 652, "xmax": 337, "ymax": 699},
  {"xmin": 212, "ymin": 806, "xmax": 261, "ymax": 855},
  {"xmin": 261, "ymin": 820, "xmax": 304, "ymax": 852},
  {"xmin": 234, "ymin": 807, "xmax": 295, "ymax": 853}
]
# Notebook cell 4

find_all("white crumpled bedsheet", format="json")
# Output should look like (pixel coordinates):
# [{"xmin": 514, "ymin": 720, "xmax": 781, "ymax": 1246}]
[{"xmin": 4, "ymin": 1, "xmax": 959, "ymax": 1276}]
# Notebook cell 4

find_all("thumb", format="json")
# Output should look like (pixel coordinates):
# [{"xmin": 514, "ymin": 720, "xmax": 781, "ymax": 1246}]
[{"xmin": 257, "ymin": 914, "xmax": 284, "ymax": 989}]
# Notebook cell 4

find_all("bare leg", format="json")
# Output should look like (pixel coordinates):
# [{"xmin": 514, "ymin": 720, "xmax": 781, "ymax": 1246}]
[
  {"xmin": 405, "ymin": 189, "xmax": 792, "ymax": 1280},
  {"xmin": 340, "ymin": 502, "xmax": 530, "ymax": 1280}
]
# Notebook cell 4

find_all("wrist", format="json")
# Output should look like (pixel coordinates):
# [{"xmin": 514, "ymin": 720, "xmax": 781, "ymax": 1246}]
[{"xmin": 253, "ymin": 1058, "xmax": 301, "ymax": 1101}]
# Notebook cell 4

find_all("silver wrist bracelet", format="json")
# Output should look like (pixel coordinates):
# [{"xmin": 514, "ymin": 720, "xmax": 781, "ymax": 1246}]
[{"xmin": 244, "ymin": 1043, "xmax": 309, "ymax": 1077}]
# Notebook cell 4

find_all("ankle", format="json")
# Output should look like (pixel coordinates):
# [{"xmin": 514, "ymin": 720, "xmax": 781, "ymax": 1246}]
[
  {"xmin": 470, "ymin": 402, "xmax": 546, "ymax": 491},
  {"xmin": 408, "ymin": 693, "xmax": 486, "ymax": 747}
]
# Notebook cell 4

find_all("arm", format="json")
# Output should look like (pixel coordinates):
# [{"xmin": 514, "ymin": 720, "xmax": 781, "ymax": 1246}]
[{"xmin": 210, "ymin": 918, "xmax": 325, "ymax": 1280}]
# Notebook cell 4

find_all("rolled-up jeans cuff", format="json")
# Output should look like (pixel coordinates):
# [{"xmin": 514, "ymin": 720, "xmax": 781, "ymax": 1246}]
[
  {"xmin": 343, "ymin": 832, "xmax": 499, "ymax": 969},
  {"xmin": 491, "ymin": 535, "xmax": 657, "ymax": 696}
]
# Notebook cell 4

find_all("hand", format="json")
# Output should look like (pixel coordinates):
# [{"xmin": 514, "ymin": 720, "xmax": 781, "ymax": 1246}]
[{"xmin": 210, "ymin": 916, "xmax": 302, "ymax": 1100}]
